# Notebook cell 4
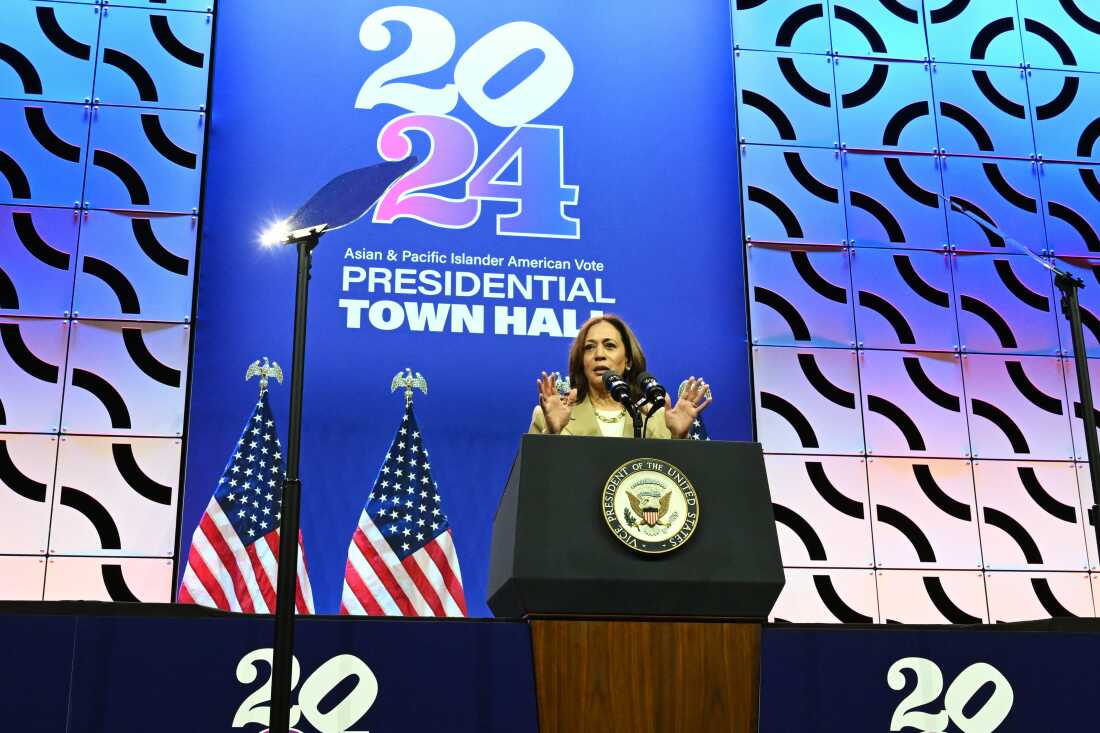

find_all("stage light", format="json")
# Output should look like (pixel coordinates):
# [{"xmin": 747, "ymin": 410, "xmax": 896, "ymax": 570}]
[{"xmin": 260, "ymin": 218, "xmax": 291, "ymax": 247}]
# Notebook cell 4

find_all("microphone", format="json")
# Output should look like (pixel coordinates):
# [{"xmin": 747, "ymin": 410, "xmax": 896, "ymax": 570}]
[
  {"xmin": 637, "ymin": 371, "xmax": 667, "ymax": 406},
  {"xmin": 601, "ymin": 370, "xmax": 632, "ymax": 406}
]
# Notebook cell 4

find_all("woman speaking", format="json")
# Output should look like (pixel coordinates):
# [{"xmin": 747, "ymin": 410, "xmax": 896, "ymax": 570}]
[{"xmin": 529, "ymin": 315, "xmax": 712, "ymax": 438}]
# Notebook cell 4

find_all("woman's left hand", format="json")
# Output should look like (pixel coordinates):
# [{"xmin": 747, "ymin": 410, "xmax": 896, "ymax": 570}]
[{"xmin": 663, "ymin": 376, "xmax": 713, "ymax": 438}]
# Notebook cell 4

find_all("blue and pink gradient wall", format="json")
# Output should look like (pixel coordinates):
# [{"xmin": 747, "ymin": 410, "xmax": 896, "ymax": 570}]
[
  {"xmin": 739, "ymin": 0, "xmax": 1100, "ymax": 622},
  {"xmin": 0, "ymin": 0, "xmax": 211, "ymax": 601}
]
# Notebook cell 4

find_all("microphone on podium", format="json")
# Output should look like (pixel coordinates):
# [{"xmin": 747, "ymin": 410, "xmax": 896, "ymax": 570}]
[
  {"xmin": 601, "ymin": 370, "xmax": 632, "ymax": 406},
  {"xmin": 637, "ymin": 371, "xmax": 667, "ymax": 407}
]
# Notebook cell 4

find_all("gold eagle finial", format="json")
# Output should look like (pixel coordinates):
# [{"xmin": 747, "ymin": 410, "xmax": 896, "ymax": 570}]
[
  {"xmin": 245, "ymin": 357, "xmax": 283, "ymax": 394},
  {"xmin": 390, "ymin": 367, "xmax": 428, "ymax": 405}
]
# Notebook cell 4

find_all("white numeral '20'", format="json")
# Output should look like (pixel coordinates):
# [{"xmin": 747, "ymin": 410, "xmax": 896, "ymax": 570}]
[
  {"xmin": 888, "ymin": 657, "xmax": 1013, "ymax": 733},
  {"xmin": 355, "ymin": 5, "xmax": 574, "ymax": 127},
  {"xmin": 233, "ymin": 648, "xmax": 378, "ymax": 733}
]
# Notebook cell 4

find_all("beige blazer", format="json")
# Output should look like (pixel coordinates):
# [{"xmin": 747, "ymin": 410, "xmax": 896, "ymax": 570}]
[{"xmin": 529, "ymin": 396, "xmax": 674, "ymax": 439}]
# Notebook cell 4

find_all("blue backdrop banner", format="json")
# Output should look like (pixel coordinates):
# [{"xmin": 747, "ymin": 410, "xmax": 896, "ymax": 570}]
[
  {"xmin": 184, "ymin": 0, "xmax": 748, "ymax": 615},
  {"xmin": 761, "ymin": 626, "xmax": 1100, "ymax": 732}
]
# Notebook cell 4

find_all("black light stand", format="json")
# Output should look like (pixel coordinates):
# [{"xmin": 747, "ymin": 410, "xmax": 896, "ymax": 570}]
[
  {"xmin": 1055, "ymin": 272, "xmax": 1100, "ymax": 553},
  {"xmin": 269, "ymin": 226, "xmax": 322, "ymax": 733},
  {"xmin": 946, "ymin": 195, "xmax": 1100, "ymax": 572}
]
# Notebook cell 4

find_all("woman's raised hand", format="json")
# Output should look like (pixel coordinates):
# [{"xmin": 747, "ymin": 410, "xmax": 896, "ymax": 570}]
[
  {"xmin": 663, "ymin": 376, "xmax": 713, "ymax": 438},
  {"xmin": 537, "ymin": 371, "xmax": 575, "ymax": 434}
]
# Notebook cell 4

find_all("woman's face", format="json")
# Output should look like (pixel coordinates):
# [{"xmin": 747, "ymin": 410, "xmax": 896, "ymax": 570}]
[{"xmin": 583, "ymin": 320, "xmax": 630, "ymax": 393}]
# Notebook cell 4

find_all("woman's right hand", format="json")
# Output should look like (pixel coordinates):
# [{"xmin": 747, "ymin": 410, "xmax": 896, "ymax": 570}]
[{"xmin": 537, "ymin": 371, "xmax": 575, "ymax": 434}]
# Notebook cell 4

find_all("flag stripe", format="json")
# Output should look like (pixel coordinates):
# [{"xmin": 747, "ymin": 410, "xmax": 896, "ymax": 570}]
[
  {"xmin": 185, "ymin": 544, "xmax": 234, "ymax": 611},
  {"xmin": 244, "ymin": 544, "xmax": 275, "ymax": 612},
  {"xmin": 208, "ymin": 501, "xmax": 268, "ymax": 612},
  {"xmin": 343, "ymin": 560, "xmax": 386, "ymax": 615},
  {"xmin": 200, "ymin": 512, "xmax": 256, "ymax": 613},
  {"xmin": 401, "ymin": 554, "xmax": 446, "ymax": 617},
  {"xmin": 180, "ymin": 560, "xmax": 219, "ymax": 609},
  {"xmin": 361, "ymin": 517, "xmax": 434, "ymax": 615},
  {"xmin": 410, "ymin": 546, "xmax": 462, "ymax": 617},
  {"xmin": 347, "ymin": 531, "xmax": 403, "ymax": 615},
  {"xmin": 426, "ymin": 530, "xmax": 467, "ymax": 615},
  {"xmin": 353, "ymin": 526, "xmax": 418, "ymax": 616}
]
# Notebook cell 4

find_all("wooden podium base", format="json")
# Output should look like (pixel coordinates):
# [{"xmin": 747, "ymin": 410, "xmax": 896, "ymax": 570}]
[{"xmin": 529, "ymin": 619, "xmax": 761, "ymax": 733}]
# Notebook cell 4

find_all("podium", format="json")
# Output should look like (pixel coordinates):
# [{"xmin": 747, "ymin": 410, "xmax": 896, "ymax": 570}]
[{"xmin": 488, "ymin": 435, "xmax": 783, "ymax": 733}]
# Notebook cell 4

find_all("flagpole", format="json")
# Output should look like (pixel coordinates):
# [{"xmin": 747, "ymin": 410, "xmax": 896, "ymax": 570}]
[{"xmin": 269, "ymin": 232, "xmax": 318, "ymax": 733}]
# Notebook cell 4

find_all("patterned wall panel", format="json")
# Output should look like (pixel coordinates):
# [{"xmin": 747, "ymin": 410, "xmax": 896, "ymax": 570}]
[
  {"xmin": 737, "ymin": 0, "xmax": 1100, "ymax": 623},
  {"xmin": 986, "ymin": 571, "xmax": 1094, "ymax": 622},
  {"xmin": 0, "ymin": 0, "xmax": 213, "ymax": 602},
  {"xmin": 769, "ymin": 568, "xmax": 879, "ymax": 624},
  {"xmin": 731, "ymin": 0, "xmax": 832, "ymax": 55},
  {"xmin": 0, "ymin": 205, "xmax": 79, "ymax": 317},
  {"xmin": 0, "ymin": 2, "xmax": 99, "ymax": 103},
  {"xmin": 748, "ymin": 244, "xmax": 854, "ymax": 347},
  {"xmin": 876, "ymin": 570, "xmax": 988, "ymax": 624},
  {"xmin": 61, "ymin": 320, "xmax": 188, "ymax": 437},
  {"xmin": 0, "ymin": 99, "xmax": 88, "ymax": 207},
  {"xmin": 742, "ymin": 145, "xmax": 846, "ymax": 244},
  {"xmin": 94, "ymin": 6, "xmax": 211, "ymax": 110},
  {"xmin": 0, "ymin": 434, "xmax": 57, "ymax": 554},
  {"xmin": 736, "ymin": 50, "xmax": 837, "ymax": 148},
  {"xmin": 49, "ymin": 436, "xmax": 180, "ymax": 557},
  {"xmin": 843, "ymin": 153, "xmax": 947, "ymax": 250},
  {"xmin": 42, "ymin": 556, "xmax": 174, "ymax": 602}
]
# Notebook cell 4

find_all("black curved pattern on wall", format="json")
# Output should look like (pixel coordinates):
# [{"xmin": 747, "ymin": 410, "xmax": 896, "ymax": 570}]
[
  {"xmin": 774, "ymin": 503, "xmax": 828, "ymax": 560},
  {"xmin": 60, "ymin": 486, "xmax": 121, "ymax": 550},
  {"xmin": 141, "ymin": 114, "xmax": 198, "ymax": 169},
  {"xmin": 867, "ymin": 395, "xmax": 925, "ymax": 450},
  {"xmin": 761, "ymin": 392, "xmax": 819, "ymax": 448},
  {"xmin": 754, "ymin": 287, "xmax": 811, "ymax": 340},
  {"xmin": 0, "ymin": 440, "xmax": 47, "ymax": 503},
  {"xmin": 36, "ymin": 7, "xmax": 92, "ymax": 60},
  {"xmin": 924, "ymin": 577, "xmax": 982, "ymax": 624},
  {"xmin": 71, "ymin": 370, "xmax": 133, "ymax": 430},
  {"xmin": 0, "ymin": 323, "xmax": 59, "ymax": 383},
  {"xmin": 122, "ymin": 329, "xmax": 181, "ymax": 388},
  {"xmin": 0, "ymin": 44, "xmax": 43, "ymax": 94},
  {"xmin": 133, "ymin": 219, "xmax": 190, "ymax": 275},
  {"xmin": 112, "ymin": 444, "xmax": 173, "ymax": 505},
  {"xmin": 103, "ymin": 49, "xmax": 159, "ymax": 102},
  {"xmin": 83, "ymin": 258, "xmax": 141, "ymax": 314},
  {"xmin": 0, "ymin": 151, "xmax": 32, "ymax": 199},
  {"xmin": 150, "ymin": 16, "xmax": 206, "ymax": 68},
  {"xmin": 92, "ymin": 151, "xmax": 152, "ymax": 205},
  {"xmin": 102, "ymin": 564, "xmax": 142, "ymax": 603},
  {"xmin": 13, "ymin": 212, "xmax": 70, "ymax": 270},
  {"xmin": 878, "ymin": 504, "xmax": 936, "ymax": 561},
  {"xmin": 814, "ymin": 574, "xmax": 874, "ymax": 623},
  {"xmin": 807, "ymin": 461, "xmax": 864, "ymax": 519}
]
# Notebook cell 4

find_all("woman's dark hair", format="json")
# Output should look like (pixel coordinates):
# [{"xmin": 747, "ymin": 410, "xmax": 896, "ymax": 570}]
[{"xmin": 567, "ymin": 314, "xmax": 648, "ymax": 403}]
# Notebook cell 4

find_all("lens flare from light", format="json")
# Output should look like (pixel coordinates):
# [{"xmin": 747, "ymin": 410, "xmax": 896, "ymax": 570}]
[{"xmin": 260, "ymin": 218, "xmax": 291, "ymax": 247}]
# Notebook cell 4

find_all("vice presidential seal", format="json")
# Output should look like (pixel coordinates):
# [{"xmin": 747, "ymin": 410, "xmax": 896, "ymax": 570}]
[{"xmin": 602, "ymin": 458, "xmax": 699, "ymax": 554}]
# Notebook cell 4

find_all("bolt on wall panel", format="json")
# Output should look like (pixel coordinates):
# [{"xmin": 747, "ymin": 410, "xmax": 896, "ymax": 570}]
[
  {"xmin": 93, "ymin": 6, "xmax": 211, "ymax": 110},
  {"xmin": 60, "ymin": 320, "xmax": 188, "ymax": 436},
  {"xmin": 765, "ymin": 454, "xmax": 873, "ymax": 568},
  {"xmin": 0, "ymin": 556, "xmax": 46, "ymax": 600},
  {"xmin": 753, "ymin": 345, "xmax": 865, "ymax": 454},
  {"xmin": 1028, "ymin": 69, "xmax": 1100, "ymax": 163},
  {"xmin": 0, "ymin": 99, "xmax": 88, "ymax": 207},
  {"xmin": 985, "ymin": 571, "xmax": 1094, "ymax": 621},
  {"xmin": 836, "ymin": 59, "xmax": 937, "ymax": 153},
  {"xmin": 851, "ymin": 249, "xmax": 957, "ymax": 351},
  {"xmin": 742, "ymin": 145, "xmax": 847, "ymax": 244},
  {"xmin": 769, "ymin": 568, "xmax": 879, "ymax": 624},
  {"xmin": 0, "ymin": 316, "xmax": 68, "ymax": 433},
  {"xmin": 0, "ymin": 2, "xmax": 99, "ymax": 104},
  {"xmin": 974, "ymin": 460, "xmax": 1088, "ymax": 571},
  {"xmin": 72, "ymin": 210, "xmax": 196, "ymax": 322},
  {"xmin": 963, "ymin": 354, "xmax": 1073, "ymax": 460},
  {"xmin": 868, "ymin": 457, "xmax": 982, "ymax": 569},
  {"xmin": 84, "ymin": 106, "xmax": 204, "ymax": 213},
  {"xmin": 876, "ymin": 569, "xmax": 989, "ymax": 624},
  {"xmin": 735, "ymin": 50, "xmax": 837, "ymax": 149},
  {"xmin": 843, "ymin": 154, "xmax": 948, "ymax": 250},
  {"xmin": 42, "ymin": 556, "xmax": 172, "ymax": 602},
  {"xmin": 924, "ymin": 1, "xmax": 1024, "ymax": 67},
  {"xmin": 932, "ymin": 63, "xmax": 1033, "ymax": 157},
  {"xmin": 748, "ymin": 244, "xmax": 855, "ymax": 347},
  {"xmin": 0, "ymin": 205, "xmax": 79, "ymax": 318},
  {"xmin": 953, "ymin": 253, "xmax": 1060, "ymax": 355},
  {"xmin": 829, "ymin": 0, "xmax": 927, "ymax": 60},
  {"xmin": 1041, "ymin": 164, "xmax": 1100, "ymax": 258},
  {"xmin": 1017, "ymin": 0, "xmax": 1100, "ymax": 73},
  {"xmin": 0, "ymin": 434, "xmax": 58, "ymax": 554},
  {"xmin": 732, "ymin": 0, "xmax": 832, "ymax": 55},
  {"xmin": 860, "ymin": 351, "xmax": 970, "ymax": 458},
  {"xmin": 48, "ymin": 435, "xmax": 180, "ymax": 557}
]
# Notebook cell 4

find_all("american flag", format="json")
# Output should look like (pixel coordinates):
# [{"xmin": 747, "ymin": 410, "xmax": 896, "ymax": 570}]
[
  {"xmin": 689, "ymin": 416, "xmax": 710, "ymax": 441},
  {"xmin": 178, "ymin": 390, "xmax": 315, "ymax": 613},
  {"xmin": 341, "ymin": 401, "xmax": 466, "ymax": 616}
]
